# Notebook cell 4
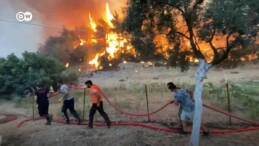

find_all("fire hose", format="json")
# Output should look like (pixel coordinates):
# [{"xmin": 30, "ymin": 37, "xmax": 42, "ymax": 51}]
[
  {"xmin": 43, "ymin": 84, "xmax": 259, "ymax": 135},
  {"xmin": 50, "ymin": 85, "xmax": 259, "ymax": 125},
  {"xmin": 16, "ymin": 117, "xmax": 259, "ymax": 134}
]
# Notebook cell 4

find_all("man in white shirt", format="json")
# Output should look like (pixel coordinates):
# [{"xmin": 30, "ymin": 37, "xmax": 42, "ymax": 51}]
[{"xmin": 58, "ymin": 80, "xmax": 81, "ymax": 125}]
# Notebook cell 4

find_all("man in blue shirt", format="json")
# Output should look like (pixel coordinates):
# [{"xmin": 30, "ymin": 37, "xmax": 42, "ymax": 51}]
[{"xmin": 167, "ymin": 82, "xmax": 209, "ymax": 136}]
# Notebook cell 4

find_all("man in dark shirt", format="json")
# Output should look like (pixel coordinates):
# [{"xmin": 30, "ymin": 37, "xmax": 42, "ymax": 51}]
[{"xmin": 34, "ymin": 83, "xmax": 53, "ymax": 125}]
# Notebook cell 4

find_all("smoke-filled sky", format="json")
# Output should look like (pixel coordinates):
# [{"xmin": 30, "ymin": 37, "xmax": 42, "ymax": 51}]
[{"xmin": 0, "ymin": 0, "xmax": 127, "ymax": 58}]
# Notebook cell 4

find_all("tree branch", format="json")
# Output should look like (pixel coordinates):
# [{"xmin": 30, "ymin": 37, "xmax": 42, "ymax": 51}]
[
  {"xmin": 176, "ymin": 31, "xmax": 190, "ymax": 39},
  {"xmin": 167, "ymin": 2, "xmax": 185, "ymax": 15},
  {"xmin": 209, "ymin": 27, "xmax": 219, "ymax": 62},
  {"xmin": 185, "ymin": 17, "xmax": 205, "ymax": 59},
  {"xmin": 188, "ymin": 0, "xmax": 204, "ymax": 16},
  {"xmin": 212, "ymin": 32, "xmax": 235, "ymax": 65}
]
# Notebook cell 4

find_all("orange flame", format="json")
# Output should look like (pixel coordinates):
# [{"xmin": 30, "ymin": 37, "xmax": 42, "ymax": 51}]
[
  {"xmin": 105, "ymin": 3, "xmax": 114, "ymax": 28},
  {"xmin": 65, "ymin": 62, "xmax": 69, "ymax": 68},
  {"xmin": 80, "ymin": 39, "xmax": 86, "ymax": 46},
  {"xmin": 88, "ymin": 3, "xmax": 136, "ymax": 69},
  {"xmin": 89, "ymin": 13, "xmax": 97, "ymax": 32},
  {"xmin": 89, "ymin": 52, "xmax": 105, "ymax": 68}
]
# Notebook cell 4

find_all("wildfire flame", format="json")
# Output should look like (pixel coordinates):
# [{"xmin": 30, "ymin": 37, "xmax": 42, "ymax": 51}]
[
  {"xmin": 89, "ymin": 52, "xmax": 105, "ymax": 69},
  {"xmin": 88, "ymin": 3, "xmax": 136, "ymax": 69},
  {"xmin": 80, "ymin": 39, "xmax": 86, "ymax": 46},
  {"xmin": 65, "ymin": 62, "xmax": 69, "ymax": 68},
  {"xmin": 106, "ymin": 3, "xmax": 114, "ymax": 28},
  {"xmin": 89, "ymin": 13, "xmax": 97, "ymax": 32},
  {"xmin": 83, "ymin": 2, "xmax": 258, "ymax": 71}
]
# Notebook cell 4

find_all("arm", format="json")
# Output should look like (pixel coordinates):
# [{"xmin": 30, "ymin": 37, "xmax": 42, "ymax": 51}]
[
  {"xmin": 174, "ymin": 99, "xmax": 180, "ymax": 106},
  {"xmin": 188, "ymin": 90, "xmax": 194, "ymax": 102}
]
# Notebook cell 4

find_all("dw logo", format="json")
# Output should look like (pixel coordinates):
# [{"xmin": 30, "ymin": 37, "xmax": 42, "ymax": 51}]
[{"xmin": 16, "ymin": 12, "xmax": 33, "ymax": 22}]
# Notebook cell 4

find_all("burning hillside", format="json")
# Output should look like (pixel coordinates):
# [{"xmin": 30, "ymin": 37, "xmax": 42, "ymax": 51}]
[{"xmin": 36, "ymin": 1, "xmax": 258, "ymax": 71}]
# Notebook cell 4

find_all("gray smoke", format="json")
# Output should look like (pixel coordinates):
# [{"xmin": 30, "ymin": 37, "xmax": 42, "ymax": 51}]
[{"xmin": 0, "ymin": 0, "xmax": 126, "ymax": 57}]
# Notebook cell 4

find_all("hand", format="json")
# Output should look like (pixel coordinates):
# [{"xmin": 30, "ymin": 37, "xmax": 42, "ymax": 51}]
[
  {"xmin": 58, "ymin": 98, "xmax": 63, "ymax": 103},
  {"xmin": 97, "ymin": 103, "xmax": 100, "ymax": 107}
]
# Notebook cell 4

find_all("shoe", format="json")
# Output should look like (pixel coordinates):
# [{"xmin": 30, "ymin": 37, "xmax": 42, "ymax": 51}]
[
  {"xmin": 203, "ymin": 131, "xmax": 210, "ymax": 136},
  {"xmin": 45, "ymin": 122, "xmax": 51, "ymax": 125},
  {"xmin": 87, "ymin": 126, "xmax": 93, "ymax": 129},
  {"xmin": 49, "ymin": 114, "xmax": 53, "ymax": 122},
  {"xmin": 107, "ymin": 122, "xmax": 111, "ymax": 128},
  {"xmin": 179, "ymin": 128, "xmax": 187, "ymax": 134},
  {"xmin": 77, "ymin": 120, "xmax": 82, "ymax": 125},
  {"xmin": 66, "ymin": 120, "xmax": 70, "ymax": 125}
]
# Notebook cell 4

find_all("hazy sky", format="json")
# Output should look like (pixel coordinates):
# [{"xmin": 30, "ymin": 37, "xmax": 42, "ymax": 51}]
[
  {"xmin": 0, "ymin": 0, "xmax": 43, "ymax": 58},
  {"xmin": 0, "ymin": 0, "xmax": 127, "ymax": 58}
]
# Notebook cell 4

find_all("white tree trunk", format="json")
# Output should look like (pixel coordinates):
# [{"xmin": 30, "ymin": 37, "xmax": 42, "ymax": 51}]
[{"xmin": 191, "ymin": 59, "xmax": 211, "ymax": 146}]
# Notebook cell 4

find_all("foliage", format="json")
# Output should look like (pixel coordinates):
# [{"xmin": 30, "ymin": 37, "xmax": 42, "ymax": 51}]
[
  {"xmin": 60, "ymin": 69, "xmax": 78, "ymax": 84},
  {"xmin": 122, "ymin": 0, "xmax": 259, "ymax": 69},
  {"xmin": 0, "ymin": 52, "xmax": 66, "ymax": 97},
  {"xmin": 204, "ymin": 82, "xmax": 259, "ymax": 119},
  {"xmin": 38, "ymin": 28, "xmax": 90, "ymax": 65}
]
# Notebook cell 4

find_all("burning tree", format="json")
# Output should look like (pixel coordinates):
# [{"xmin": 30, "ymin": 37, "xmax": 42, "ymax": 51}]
[{"xmin": 122, "ymin": 0, "xmax": 258, "ymax": 145}]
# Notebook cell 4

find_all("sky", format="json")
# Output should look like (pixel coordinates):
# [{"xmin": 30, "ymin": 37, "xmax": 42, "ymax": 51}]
[
  {"xmin": 0, "ymin": 0, "xmax": 43, "ymax": 57},
  {"xmin": 0, "ymin": 0, "xmax": 127, "ymax": 58}
]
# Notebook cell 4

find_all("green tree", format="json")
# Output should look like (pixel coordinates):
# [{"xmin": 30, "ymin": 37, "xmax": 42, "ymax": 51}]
[
  {"xmin": 122, "ymin": 0, "xmax": 258, "ymax": 145},
  {"xmin": 0, "ymin": 52, "xmax": 66, "ymax": 97}
]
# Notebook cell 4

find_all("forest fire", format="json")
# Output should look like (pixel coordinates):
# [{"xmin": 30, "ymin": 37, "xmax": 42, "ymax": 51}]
[
  {"xmin": 68, "ymin": 2, "xmax": 258, "ymax": 70},
  {"xmin": 87, "ymin": 3, "xmax": 136, "ymax": 69},
  {"xmin": 65, "ymin": 62, "xmax": 69, "ymax": 68}
]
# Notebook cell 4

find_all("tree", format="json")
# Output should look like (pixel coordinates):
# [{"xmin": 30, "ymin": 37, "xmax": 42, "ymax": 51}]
[
  {"xmin": 0, "ymin": 52, "xmax": 65, "ymax": 97},
  {"xmin": 38, "ymin": 28, "xmax": 90, "ymax": 65},
  {"xmin": 122, "ymin": 0, "xmax": 258, "ymax": 145}
]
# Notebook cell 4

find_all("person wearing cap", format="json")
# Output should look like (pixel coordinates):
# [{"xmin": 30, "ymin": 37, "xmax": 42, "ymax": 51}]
[
  {"xmin": 58, "ymin": 80, "xmax": 81, "ymax": 125},
  {"xmin": 85, "ymin": 80, "xmax": 111, "ymax": 128},
  {"xmin": 167, "ymin": 82, "xmax": 209, "ymax": 135}
]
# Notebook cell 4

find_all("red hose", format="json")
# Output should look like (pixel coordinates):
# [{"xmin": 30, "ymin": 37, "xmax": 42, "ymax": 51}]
[
  {"xmin": 101, "ymin": 90, "xmax": 173, "ymax": 116},
  {"xmin": 203, "ymin": 103, "xmax": 259, "ymax": 125},
  {"xmin": 51, "ymin": 85, "xmax": 259, "ymax": 124},
  {"xmin": 16, "ymin": 117, "xmax": 259, "ymax": 134}
]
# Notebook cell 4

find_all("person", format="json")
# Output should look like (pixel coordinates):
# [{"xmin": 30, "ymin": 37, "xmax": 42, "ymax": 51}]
[
  {"xmin": 167, "ymin": 82, "xmax": 209, "ymax": 136},
  {"xmin": 168, "ymin": 84, "xmax": 194, "ymax": 128},
  {"xmin": 85, "ymin": 80, "xmax": 111, "ymax": 128},
  {"xmin": 33, "ymin": 83, "xmax": 53, "ymax": 125},
  {"xmin": 58, "ymin": 80, "xmax": 81, "ymax": 125}
]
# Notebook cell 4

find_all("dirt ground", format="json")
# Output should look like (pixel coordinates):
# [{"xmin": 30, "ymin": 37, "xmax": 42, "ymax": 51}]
[{"xmin": 0, "ymin": 63, "xmax": 259, "ymax": 146}]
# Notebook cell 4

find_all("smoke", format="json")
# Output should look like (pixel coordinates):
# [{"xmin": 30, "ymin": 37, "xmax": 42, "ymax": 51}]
[
  {"xmin": 0, "ymin": 0, "xmax": 43, "ymax": 57},
  {"xmin": 0, "ymin": 0, "xmax": 127, "ymax": 57},
  {"xmin": 22, "ymin": 0, "xmax": 127, "ymax": 28}
]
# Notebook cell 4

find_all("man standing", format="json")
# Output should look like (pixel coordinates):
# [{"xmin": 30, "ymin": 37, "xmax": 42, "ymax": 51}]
[
  {"xmin": 85, "ymin": 80, "xmax": 111, "ymax": 128},
  {"xmin": 167, "ymin": 82, "xmax": 209, "ymax": 135},
  {"xmin": 33, "ymin": 83, "xmax": 53, "ymax": 125},
  {"xmin": 58, "ymin": 80, "xmax": 81, "ymax": 125}
]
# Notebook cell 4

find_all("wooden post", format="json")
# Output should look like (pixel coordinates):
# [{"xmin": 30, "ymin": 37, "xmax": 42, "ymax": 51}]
[
  {"xmin": 145, "ymin": 84, "xmax": 150, "ymax": 122},
  {"xmin": 82, "ymin": 89, "xmax": 86, "ymax": 121},
  {"xmin": 226, "ymin": 83, "xmax": 232, "ymax": 125}
]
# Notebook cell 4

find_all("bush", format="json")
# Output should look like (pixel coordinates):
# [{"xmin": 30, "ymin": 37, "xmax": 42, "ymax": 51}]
[
  {"xmin": 0, "ymin": 52, "xmax": 66, "ymax": 98},
  {"xmin": 60, "ymin": 69, "xmax": 78, "ymax": 83}
]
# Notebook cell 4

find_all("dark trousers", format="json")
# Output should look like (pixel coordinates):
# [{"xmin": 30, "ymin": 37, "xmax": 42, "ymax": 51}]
[
  {"xmin": 89, "ymin": 101, "xmax": 111, "ymax": 127},
  {"xmin": 38, "ymin": 101, "xmax": 51, "ymax": 123},
  {"xmin": 62, "ymin": 98, "xmax": 80, "ymax": 122}
]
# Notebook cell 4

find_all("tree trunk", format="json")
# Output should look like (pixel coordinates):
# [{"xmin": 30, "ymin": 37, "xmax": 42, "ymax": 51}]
[{"xmin": 191, "ymin": 59, "xmax": 211, "ymax": 146}]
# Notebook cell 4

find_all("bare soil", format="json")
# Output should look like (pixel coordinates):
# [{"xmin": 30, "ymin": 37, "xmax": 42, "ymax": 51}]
[{"xmin": 1, "ymin": 63, "xmax": 259, "ymax": 146}]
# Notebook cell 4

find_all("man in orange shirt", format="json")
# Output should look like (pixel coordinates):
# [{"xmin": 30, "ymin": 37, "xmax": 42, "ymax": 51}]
[{"xmin": 85, "ymin": 80, "xmax": 111, "ymax": 128}]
